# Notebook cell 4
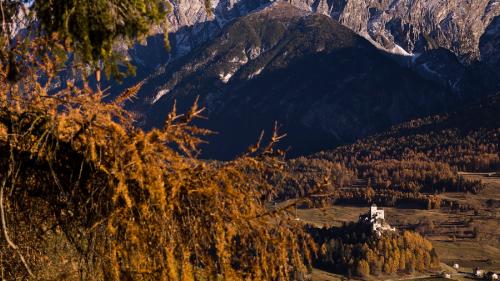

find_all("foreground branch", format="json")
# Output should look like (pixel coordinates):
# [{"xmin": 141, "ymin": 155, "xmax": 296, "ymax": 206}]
[{"xmin": 0, "ymin": 168, "xmax": 34, "ymax": 277}]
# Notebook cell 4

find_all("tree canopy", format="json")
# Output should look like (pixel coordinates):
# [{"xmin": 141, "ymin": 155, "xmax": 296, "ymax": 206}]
[
  {"xmin": 1, "ymin": 0, "xmax": 172, "ymax": 79},
  {"xmin": 0, "ymin": 1, "xmax": 315, "ymax": 280}
]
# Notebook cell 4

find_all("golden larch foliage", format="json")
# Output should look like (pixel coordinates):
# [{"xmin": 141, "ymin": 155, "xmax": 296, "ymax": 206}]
[{"xmin": 0, "ymin": 40, "xmax": 313, "ymax": 280}]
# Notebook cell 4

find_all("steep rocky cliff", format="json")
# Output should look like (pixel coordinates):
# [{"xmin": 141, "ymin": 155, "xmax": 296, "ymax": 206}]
[
  {"xmin": 334, "ymin": 0, "xmax": 500, "ymax": 61},
  {"xmin": 164, "ymin": 0, "xmax": 499, "ymax": 61}
]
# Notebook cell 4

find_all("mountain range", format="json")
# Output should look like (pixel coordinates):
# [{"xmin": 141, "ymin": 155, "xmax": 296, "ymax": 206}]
[
  {"xmin": 165, "ymin": 0, "xmax": 499, "ymax": 61},
  {"xmin": 112, "ymin": 0, "xmax": 499, "ymax": 159}
]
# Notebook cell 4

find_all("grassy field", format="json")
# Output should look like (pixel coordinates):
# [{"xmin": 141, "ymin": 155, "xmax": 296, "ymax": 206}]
[
  {"xmin": 408, "ymin": 277, "xmax": 454, "ymax": 281},
  {"xmin": 310, "ymin": 269, "xmax": 344, "ymax": 281}
]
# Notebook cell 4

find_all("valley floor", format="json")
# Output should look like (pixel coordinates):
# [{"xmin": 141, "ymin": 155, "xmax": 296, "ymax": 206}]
[{"xmin": 302, "ymin": 173, "xmax": 500, "ymax": 281}]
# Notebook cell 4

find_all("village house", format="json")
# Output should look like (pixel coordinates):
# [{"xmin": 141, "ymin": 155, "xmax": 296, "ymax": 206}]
[
  {"xmin": 486, "ymin": 272, "xmax": 499, "ymax": 281},
  {"xmin": 440, "ymin": 272, "xmax": 452, "ymax": 279},
  {"xmin": 474, "ymin": 267, "xmax": 485, "ymax": 277}
]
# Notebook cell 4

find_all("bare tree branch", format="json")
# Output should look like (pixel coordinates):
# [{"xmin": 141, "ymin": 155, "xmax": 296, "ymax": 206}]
[{"xmin": 1, "ymin": 165, "xmax": 34, "ymax": 277}]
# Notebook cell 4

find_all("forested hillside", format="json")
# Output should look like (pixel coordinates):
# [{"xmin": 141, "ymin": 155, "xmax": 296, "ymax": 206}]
[
  {"xmin": 315, "ymin": 93, "xmax": 500, "ymax": 172},
  {"xmin": 267, "ymin": 94, "xmax": 499, "ymax": 209},
  {"xmin": 309, "ymin": 222, "xmax": 439, "ymax": 277}
]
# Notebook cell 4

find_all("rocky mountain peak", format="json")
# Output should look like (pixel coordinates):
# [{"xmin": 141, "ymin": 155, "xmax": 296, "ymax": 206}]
[
  {"xmin": 337, "ymin": 0, "xmax": 500, "ymax": 61},
  {"xmin": 164, "ymin": 0, "xmax": 499, "ymax": 61}
]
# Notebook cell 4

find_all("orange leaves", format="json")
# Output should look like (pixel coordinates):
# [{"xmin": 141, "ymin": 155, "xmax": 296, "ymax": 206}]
[
  {"xmin": 161, "ymin": 97, "xmax": 212, "ymax": 158},
  {"xmin": 313, "ymin": 225, "xmax": 438, "ymax": 277},
  {"xmin": 0, "ymin": 49, "xmax": 313, "ymax": 280},
  {"xmin": 113, "ymin": 81, "xmax": 144, "ymax": 106}
]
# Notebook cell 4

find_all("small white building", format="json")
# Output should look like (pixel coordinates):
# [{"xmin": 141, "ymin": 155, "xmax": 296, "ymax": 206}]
[
  {"xmin": 440, "ymin": 272, "xmax": 452, "ymax": 279},
  {"xmin": 485, "ymin": 272, "xmax": 499, "ymax": 281},
  {"xmin": 453, "ymin": 263, "xmax": 460, "ymax": 270},
  {"xmin": 474, "ymin": 267, "xmax": 484, "ymax": 277}
]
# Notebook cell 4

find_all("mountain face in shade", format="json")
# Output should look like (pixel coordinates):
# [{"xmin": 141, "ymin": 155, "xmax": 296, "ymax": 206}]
[
  {"xmin": 452, "ymin": 16, "xmax": 500, "ymax": 100},
  {"xmin": 131, "ymin": 3, "xmax": 454, "ymax": 160},
  {"xmin": 311, "ymin": 92, "xmax": 500, "ymax": 172},
  {"xmin": 481, "ymin": 15, "xmax": 500, "ymax": 69}
]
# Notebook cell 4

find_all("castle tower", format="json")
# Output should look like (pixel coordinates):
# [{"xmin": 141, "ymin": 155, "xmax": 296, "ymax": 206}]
[
  {"xmin": 370, "ymin": 204, "xmax": 378, "ymax": 216},
  {"xmin": 370, "ymin": 204, "xmax": 385, "ymax": 221},
  {"xmin": 362, "ymin": 204, "xmax": 395, "ymax": 235}
]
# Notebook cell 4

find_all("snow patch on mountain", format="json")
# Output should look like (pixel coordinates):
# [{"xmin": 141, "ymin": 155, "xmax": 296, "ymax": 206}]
[
  {"xmin": 390, "ymin": 44, "xmax": 413, "ymax": 56},
  {"xmin": 219, "ymin": 72, "xmax": 234, "ymax": 83},
  {"xmin": 248, "ymin": 67, "xmax": 265, "ymax": 79},
  {"xmin": 152, "ymin": 88, "xmax": 171, "ymax": 104}
]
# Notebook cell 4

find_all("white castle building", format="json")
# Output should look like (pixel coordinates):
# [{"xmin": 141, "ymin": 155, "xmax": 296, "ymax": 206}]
[{"xmin": 360, "ymin": 204, "xmax": 395, "ymax": 235}]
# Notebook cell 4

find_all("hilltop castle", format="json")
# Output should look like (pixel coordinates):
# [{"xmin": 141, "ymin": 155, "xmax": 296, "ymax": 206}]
[{"xmin": 359, "ymin": 204, "xmax": 396, "ymax": 235}]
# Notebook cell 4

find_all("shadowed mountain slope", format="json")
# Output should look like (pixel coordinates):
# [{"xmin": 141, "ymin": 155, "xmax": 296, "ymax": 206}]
[
  {"xmin": 313, "ymin": 93, "xmax": 500, "ymax": 172},
  {"xmin": 132, "ymin": 3, "xmax": 454, "ymax": 159}
]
